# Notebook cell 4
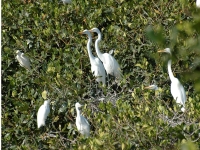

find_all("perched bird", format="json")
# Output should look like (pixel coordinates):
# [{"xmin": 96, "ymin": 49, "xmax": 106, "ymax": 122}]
[
  {"xmin": 75, "ymin": 102, "xmax": 90, "ymax": 137},
  {"xmin": 37, "ymin": 100, "xmax": 50, "ymax": 128},
  {"xmin": 196, "ymin": 0, "xmax": 200, "ymax": 8},
  {"xmin": 144, "ymin": 84, "xmax": 158, "ymax": 90},
  {"xmin": 16, "ymin": 50, "xmax": 31, "ymax": 70},
  {"xmin": 158, "ymin": 48, "xmax": 186, "ymax": 112},
  {"xmin": 89, "ymin": 28, "xmax": 122, "ymax": 82},
  {"xmin": 61, "ymin": 0, "xmax": 71, "ymax": 4},
  {"xmin": 109, "ymin": 49, "xmax": 114, "ymax": 55},
  {"xmin": 144, "ymin": 84, "xmax": 160, "ymax": 98},
  {"xmin": 79, "ymin": 29, "xmax": 106, "ymax": 85}
]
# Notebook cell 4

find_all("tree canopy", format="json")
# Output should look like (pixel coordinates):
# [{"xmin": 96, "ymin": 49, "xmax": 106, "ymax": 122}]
[{"xmin": 2, "ymin": 0, "xmax": 200, "ymax": 149}]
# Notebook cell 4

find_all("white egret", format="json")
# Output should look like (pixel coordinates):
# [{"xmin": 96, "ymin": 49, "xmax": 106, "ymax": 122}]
[
  {"xmin": 37, "ymin": 99, "xmax": 50, "ymax": 128},
  {"xmin": 16, "ymin": 50, "xmax": 31, "ymax": 70},
  {"xmin": 75, "ymin": 102, "xmax": 90, "ymax": 137},
  {"xmin": 144, "ymin": 84, "xmax": 158, "ymax": 90},
  {"xmin": 158, "ymin": 48, "xmax": 186, "ymax": 112},
  {"xmin": 109, "ymin": 49, "xmax": 114, "ymax": 55},
  {"xmin": 79, "ymin": 30, "xmax": 106, "ymax": 85},
  {"xmin": 61, "ymin": 0, "xmax": 71, "ymax": 4},
  {"xmin": 144, "ymin": 84, "xmax": 160, "ymax": 98},
  {"xmin": 196, "ymin": 0, "xmax": 200, "ymax": 8},
  {"xmin": 89, "ymin": 28, "xmax": 122, "ymax": 82}
]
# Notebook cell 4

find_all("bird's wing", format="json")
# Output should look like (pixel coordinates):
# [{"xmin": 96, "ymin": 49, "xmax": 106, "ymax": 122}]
[
  {"xmin": 76, "ymin": 115, "xmax": 90, "ymax": 137},
  {"xmin": 171, "ymin": 78, "xmax": 185, "ymax": 105},
  {"xmin": 37, "ymin": 105, "xmax": 44, "ymax": 119},
  {"xmin": 81, "ymin": 115, "xmax": 90, "ymax": 126},
  {"xmin": 16, "ymin": 55, "xmax": 24, "ymax": 67},
  {"xmin": 80, "ymin": 116, "xmax": 89, "ymax": 128},
  {"xmin": 171, "ymin": 80, "xmax": 179, "ymax": 101},
  {"xmin": 95, "ymin": 58, "xmax": 106, "ymax": 75},
  {"xmin": 179, "ymin": 82, "xmax": 186, "ymax": 106},
  {"xmin": 91, "ymin": 63, "xmax": 97, "ymax": 75},
  {"xmin": 37, "ymin": 104, "xmax": 45, "ymax": 127},
  {"xmin": 91, "ymin": 58, "xmax": 106, "ymax": 84},
  {"xmin": 21, "ymin": 54, "xmax": 31, "ymax": 69},
  {"xmin": 110, "ymin": 55, "xmax": 122, "ymax": 79},
  {"xmin": 80, "ymin": 115, "xmax": 90, "ymax": 133},
  {"xmin": 102, "ymin": 53, "xmax": 122, "ymax": 79},
  {"xmin": 44, "ymin": 104, "xmax": 50, "ymax": 119},
  {"xmin": 102, "ymin": 53, "xmax": 114, "ymax": 74}
]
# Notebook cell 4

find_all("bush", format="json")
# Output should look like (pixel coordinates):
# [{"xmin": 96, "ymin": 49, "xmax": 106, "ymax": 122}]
[{"xmin": 2, "ymin": 0, "xmax": 200, "ymax": 149}]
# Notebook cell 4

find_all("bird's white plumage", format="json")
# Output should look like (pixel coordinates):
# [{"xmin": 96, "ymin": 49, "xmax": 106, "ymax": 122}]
[
  {"xmin": 16, "ymin": 50, "xmax": 31, "ymax": 70},
  {"xmin": 158, "ymin": 48, "xmax": 186, "ymax": 112},
  {"xmin": 37, "ymin": 100, "xmax": 50, "ymax": 128},
  {"xmin": 196, "ymin": 0, "xmax": 200, "ymax": 8},
  {"xmin": 61, "ymin": 0, "xmax": 71, "ymax": 4},
  {"xmin": 80, "ymin": 30, "xmax": 106, "ymax": 85},
  {"xmin": 89, "ymin": 28, "xmax": 122, "ymax": 80},
  {"xmin": 75, "ymin": 102, "xmax": 90, "ymax": 137},
  {"xmin": 168, "ymin": 60, "xmax": 186, "ymax": 112},
  {"xmin": 170, "ymin": 77, "xmax": 186, "ymax": 112},
  {"xmin": 145, "ymin": 84, "xmax": 158, "ymax": 90}
]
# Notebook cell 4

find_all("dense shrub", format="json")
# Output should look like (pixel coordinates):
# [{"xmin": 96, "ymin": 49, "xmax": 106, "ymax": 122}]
[{"xmin": 2, "ymin": 0, "xmax": 200, "ymax": 149}]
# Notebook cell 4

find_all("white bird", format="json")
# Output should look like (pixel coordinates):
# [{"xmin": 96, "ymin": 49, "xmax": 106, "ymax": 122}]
[
  {"xmin": 79, "ymin": 29, "xmax": 106, "ymax": 85},
  {"xmin": 89, "ymin": 28, "xmax": 122, "ymax": 82},
  {"xmin": 144, "ymin": 84, "xmax": 161, "ymax": 98},
  {"xmin": 16, "ymin": 50, "xmax": 31, "ymax": 70},
  {"xmin": 144, "ymin": 84, "xmax": 158, "ymax": 90},
  {"xmin": 37, "ymin": 100, "xmax": 50, "ymax": 128},
  {"xmin": 75, "ymin": 102, "xmax": 90, "ymax": 137},
  {"xmin": 158, "ymin": 48, "xmax": 186, "ymax": 112},
  {"xmin": 61, "ymin": 0, "xmax": 71, "ymax": 4},
  {"xmin": 196, "ymin": 0, "xmax": 200, "ymax": 8}
]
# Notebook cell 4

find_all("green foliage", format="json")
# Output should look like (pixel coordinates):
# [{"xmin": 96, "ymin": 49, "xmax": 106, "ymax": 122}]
[{"xmin": 2, "ymin": 0, "xmax": 200, "ymax": 149}]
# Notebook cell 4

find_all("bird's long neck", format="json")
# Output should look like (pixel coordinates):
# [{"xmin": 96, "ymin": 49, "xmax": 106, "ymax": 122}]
[
  {"xmin": 76, "ymin": 107, "xmax": 81, "ymax": 117},
  {"xmin": 168, "ymin": 59, "xmax": 175, "ymax": 81},
  {"xmin": 95, "ymin": 32, "xmax": 104, "ymax": 62},
  {"xmin": 87, "ymin": 34, "xmax": 95, "ymax": 63}
]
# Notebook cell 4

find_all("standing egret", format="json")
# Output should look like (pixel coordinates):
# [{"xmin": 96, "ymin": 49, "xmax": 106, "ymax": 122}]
[
  {"xmin": 89, "ymin": 28, "xmax": 122, "ymax": 82},
  {"xmin": 37, "ymin": 99, "xmax": 50, "ymax": 128},
  {"xmin": 16, "ymin": 50, "xmax": 31, "ymax": 70},
  {"xmin": 79, "ymin": 29, "xmax": 106, "ymax": 85},
  {"xmin": 158, "ymin": 48, "xmax": 186, "ymax": 112},
  {"xmin": 144, "ymin": 84, "xmax": 158, "ymax": 90},
  {"xmin": 75, "ymin": 102, "xmax": 90, "ymax": 137},
  {"xmin": 196, "ymin": 0, "xmax": 200, "ymax": 8}
]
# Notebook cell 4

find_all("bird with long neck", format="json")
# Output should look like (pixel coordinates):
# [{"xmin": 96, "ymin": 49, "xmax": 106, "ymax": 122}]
[
  {"xmin": 158, "ymin": 48, "xmax": 186, "ymax": 112},
  {"xmin": 75, "ymin": 102, "xmax": 90, "ymax": 137},
  {"xmin": 89, "ymin": 28, "xmax": 122, "ymax": 83},
  {"xmin": 79, "ymin": 29, "xmax": 106, "ymax": 85}
]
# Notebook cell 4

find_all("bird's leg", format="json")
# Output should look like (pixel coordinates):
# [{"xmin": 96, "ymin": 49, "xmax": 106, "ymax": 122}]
[
  {"xmin": 107, "ymin": 74, "xmax": 110, "ymax": 87},
  {"xmin": 95, "ymin": 81, "xmax": 99, "ymax": 97}
]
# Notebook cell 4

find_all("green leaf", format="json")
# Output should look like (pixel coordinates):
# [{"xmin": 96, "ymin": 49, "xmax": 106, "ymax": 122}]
[{"xmin": 42, "ymin": 90, "xmax": 47, "ymax": 99}]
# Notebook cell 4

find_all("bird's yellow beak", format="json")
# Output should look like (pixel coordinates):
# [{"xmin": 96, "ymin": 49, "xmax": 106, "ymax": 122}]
[
  {"xmin": 144, "ymin": 86, "xmax": 150, "ymax": 89},
  {"xmin": 79, "ymin": 31, "xmax": 83, "ymax": 35},
  {"xmin": 157, "ymin": 50, "xmax": 165, "ymax": 53},
  {"xmin": 88, "ymin": 29, "xmax": 93, "ymax": 33}
]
